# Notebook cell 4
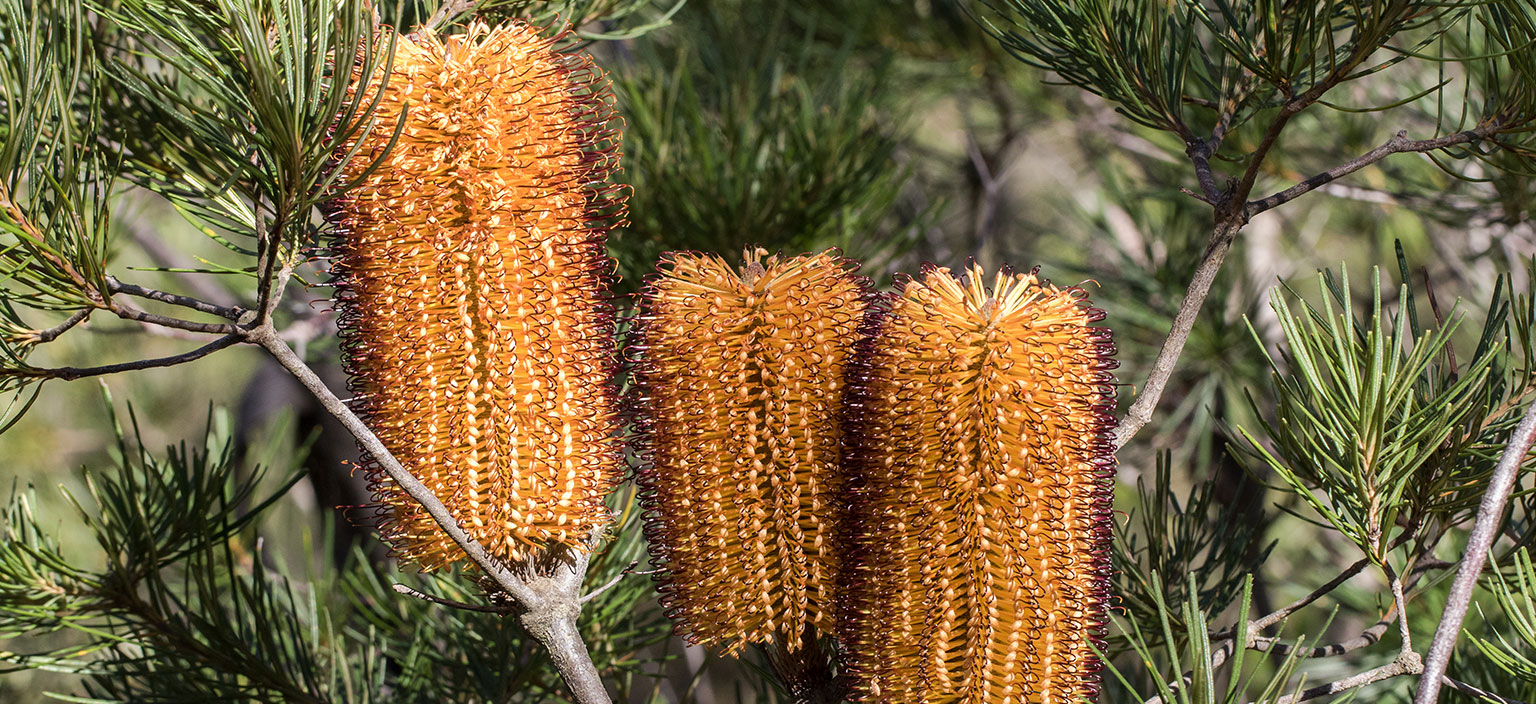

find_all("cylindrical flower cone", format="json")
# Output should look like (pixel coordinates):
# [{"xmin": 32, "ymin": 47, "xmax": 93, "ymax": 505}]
[
  {"xmin": 842, "ymin": 264, "xmax": 1116, "ymax": 703},
  {"xmin": 327, "ymin": 21, "xmax": 625, "ymax": 569},
  {"xmin": 630, "ymin": 248, "xmax": 876, "ymax": 653}
]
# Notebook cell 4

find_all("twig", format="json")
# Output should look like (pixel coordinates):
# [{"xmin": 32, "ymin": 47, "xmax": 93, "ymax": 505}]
[
  {"xmin": 393, "ymin": 584, "xmax": 512, "ymax": 614},
  {"xmin": 1389, "ymin": 564, "xmax": 1415, "ymax": 651},
  {"xmin": 1251, "ymin": 555, "xmax": 1373, "ymax": 633},
  {"xmin": 1414, "ymin": 398, "xmax": 1536, "ymax": 704},
  {"xmin": 1274, "ymin": 652, "xmax": 1423, "ymax": 704},
  {"xmin": 106, "ymin": 277, "xmax": 248, "ymax": 321},
  {"xmin": 1264, "ymin": 569, "xmax": 1423, "ymax": 704},
  {"xmin": 579, "ymin": 560, "xmax": 640, "ymax": 604},
  {"xmin": 423, "ymin": 0, "xmax": 477, "ymax": 30},
  {"xmin": 1246, "ymin": 127, "xmax": 1500, "ymax": 218},
  {"xmin": 1114, "ymin": 219, "xmax": 1242, "ymax": 450},
  {"xmin": 1251, "ymin": 615, "xmax": 1390, "ymax": 658},
  {"xmin": 1115, "ymin": 125, "xmax": 1503, "ymax": 451},
  {"xmin": 1179, "ymin": 186, "xmax": 1214, "ymax": 205},
  {"xmin": 1441, "ymin": 676, "xmax": 1530, "ymax": 704},
  {"xmin": 6, "ymin": 334, "xmax": 241, "ymax": 380},
  {"xmin": 246, "ymin": 325, "xmax": 612, "ymax": 704},
  {"xmin": 23, "ymin": 309, "xmax": 91, "ymax": 344},
  {"xmin": 106, "ymin": 302, "xmax": 240, "ymax": 335}
]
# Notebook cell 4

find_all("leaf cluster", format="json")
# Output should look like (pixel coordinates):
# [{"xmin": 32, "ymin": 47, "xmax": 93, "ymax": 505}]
[
  {"xmin": 0, "ymin": 400, "xmax": 674, "ymax": 702},
  {"xmin": 976, "ymin": 0, "xmax": 1536, "ymax": 158},
  {"xmin": 1113, "ymin": 452, "xmax": 1272, "ymax": 646},
  {"xmin": 1100, "ymin": 575, "xmax": 1313, "ymax": 704},
  {"xmin": 1237, "ymin": 254, "xmax": 1535, "ymax": 562},
  {"xmin": 608, "ymin": 0, "xmax": 921, "ymax": 292},
  {"xmin": 99, "ymin": 0, "xmax": 391, "ymax": 276}
]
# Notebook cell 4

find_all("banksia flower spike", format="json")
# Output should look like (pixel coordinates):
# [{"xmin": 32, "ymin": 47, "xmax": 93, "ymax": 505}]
[
  {"xmin": 842, "ymin": 264, "xmax": 1116, "ymax": 703},
  {"xmin": 327, "ymin": 21, "xmax": 625, "ymax": 570},
  {"xmin": 630, "ymin": 248, "xmax": 875, "ymax": 653}
]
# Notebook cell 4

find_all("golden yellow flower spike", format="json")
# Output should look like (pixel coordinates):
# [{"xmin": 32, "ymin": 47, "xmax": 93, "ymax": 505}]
[
  {"xmin": 327, "ymin": 21, "xmax": 625, "ymax": 570},
  {"xmin": 630, "ymin": 248, "xmax": 876, "ymax": 653},
  {"xmin": 841, "ymin": 264, "xmax": 1116, "ymax": 703}
]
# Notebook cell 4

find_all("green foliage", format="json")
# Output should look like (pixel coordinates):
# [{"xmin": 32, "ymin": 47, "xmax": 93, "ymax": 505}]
[
  {"xmin": 0, "ymin": 400, "xmax": 672, "ymax": 702},
  {"xmin": 975, "ymin": 0, "xmax": 1522, "ymax": 148},
  {"xmin": 1466, "ymin": 549, "xmax": 1536, "ymax": 694},
  {"xmin": 1100, "ymin": 575, "xmax": 1312, "ymax": 704},
  {"xmin": 99, "ymin": 0, "xmax": 390, "ymax": 271},
  {"xmin": 383, "ymin": 0, "xmax": 685, "ymax": 40},
  {"xmin": 0, "ymin": 0, "xmax": 114, "ymax": 428},
  {"xmin": 1237, "ymin": 259, "xmax": 1531, "ymax": 562},
  {"xmin": 1450, "ymin": 1, "xmax": 1536, "ymax": 169},
  {"xmin": 609, "ymin": 0, "xmax": 920, "ymax": 290},
  {"xmin": 1113, "ymin": 452, "xmax": 1271, "ymax": 646},
  {"xmin": 977, "ymin": 0, "xmax": 1202, "ymax": 134}
]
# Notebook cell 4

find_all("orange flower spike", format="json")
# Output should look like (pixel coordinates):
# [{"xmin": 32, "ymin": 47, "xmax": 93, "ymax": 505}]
[
  {"xmin": 630, "ymin": 249, "xmax": 876, "ymax": 653},
  {"xmin": 327, "ymin": 21, "xmax": 625, "ymax": 570},
  {"xmin": 842, "ymin": 264, "xmax": 1117, "ymax": 704}
]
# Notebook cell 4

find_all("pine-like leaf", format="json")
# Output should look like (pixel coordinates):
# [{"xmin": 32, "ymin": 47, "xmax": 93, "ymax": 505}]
[
  {"xmin": 842, "ymin": 264, "xmax": 1117, "ymax": 703},
  {"xmin": 630, "ymin": 248, "xmax": 875, "ymax": 653},
  {"xmin": 327, "ymin": 21, "xmax": 625, "ymax": 569}
]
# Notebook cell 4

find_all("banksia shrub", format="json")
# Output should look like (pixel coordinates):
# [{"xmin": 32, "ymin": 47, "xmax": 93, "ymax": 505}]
[
  {"xmin": 842, "ymin": 264, "xmax": 1116, "ymax": 703},
  {"xmin": 327, "ymin": 21, "xmax": 625, "ymax": 569},
  {"xmin": 630, "ymin": 249, "xmax": 874, "ymax": 652}
]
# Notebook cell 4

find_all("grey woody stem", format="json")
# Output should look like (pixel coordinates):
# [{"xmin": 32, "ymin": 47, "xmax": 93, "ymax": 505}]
[
  {"xmin": 1413, "ymin": 398, "xmax": 1536, "ymax": 704},
  {"xmin": 245, "ymin": 324, "xmax": 613, "ymax": 704},
  {"xmin": 1113, "ymin": 218, "xmax": 1242, "ymax": 450}
]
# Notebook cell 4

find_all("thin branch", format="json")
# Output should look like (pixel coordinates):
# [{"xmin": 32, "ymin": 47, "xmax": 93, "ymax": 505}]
[
  {"xmin": 1114, "ymin": 219, "xmax": 1242, "ymax": 450},
  {"xmin": 1118, "ymin": 44, "xmax": 1425, "ymax": 451},
  {"xmin": 1414, "ymin": 398, "xmax": 1536, "ymax": 704},
  {"xmin": 22, "ymin": 308, "xmax": 91, "ymax": 344},
  {"xmin": 106, "ymin": 277, "xmax": 248, "ymax": 321},
  {"xmin": 393, "ymin": 584, "xmax": 511, "ymax": 614},
  {"xmin": 579, "ymin": 560, "xmax": 639, "ymax": 604},
  {"xmin": 1246, "ymin": 126, "xmax": 1501, "ymax": 218},
  {"xmin": 424, "ymin": 0, "xmax": 477, "ymax": 30},
  {"xmin": 245, "ymin": 326, "xmax": 612, "ymax": 704},
  {"xmin": 1251, "ymin": 615, "xmax": 1390, "ymax": 658},
  {"xmin": 5, "ymin": 334, "xmax": 241, "ymax": 380},
  {"xmin": 1179, "ymin": 186, "xmax": 1214, "ymax": 205},
  {"xmin": 106, "ymin": 302, "xmax": 240, "ymax": 335},
  {"xmin": 1389, "ymin": 564, "xmax": 1415, "ymax": 652},
  {"xmin": 1117, "ymin": 122, "xmax": 1505, "ymax": 451},
  {"xmin": 1441, "ymin": 676, "xmax": 1530, "ymax": 704},
  {"xmin": 1253, "ymin": 555, "xmax": 1373, "ymax": 632},
  {"xmin": 1274, "ymin": 652, "xmax": 1423, "ymax": 704}
]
